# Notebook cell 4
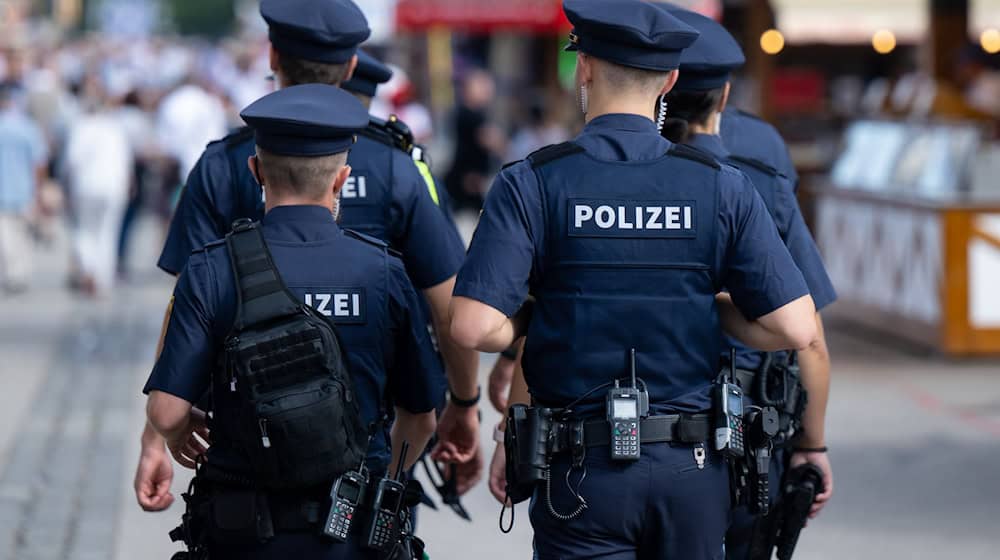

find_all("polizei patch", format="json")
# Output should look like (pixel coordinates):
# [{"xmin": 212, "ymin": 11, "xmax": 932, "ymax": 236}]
[
  {"xmin": 568, "ymin": 199, "xmax": 697, "ymax": 238},
  {"xmin": 301, "ymin": 288, "xmax": 367, "ymax": 324}
]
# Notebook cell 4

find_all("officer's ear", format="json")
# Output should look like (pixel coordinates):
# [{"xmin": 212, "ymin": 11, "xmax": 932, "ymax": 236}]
[
  {"xmin": 342, "ymin": 54, "xmax": 359, "ymax": 83},
  {"xmin": 248, "ymin": 155, "xmax": 263, "ymax": 186},
  {"xmin": 717, "ymin": 82, "xmax": 732, "ymax": 114},
  {"xmin": 659, "ymin": 69, "xmax": 679, "ymax": 97},
  {"xmin": 331, "ymin": 164, "xmax": 352, "ymax": 198}
]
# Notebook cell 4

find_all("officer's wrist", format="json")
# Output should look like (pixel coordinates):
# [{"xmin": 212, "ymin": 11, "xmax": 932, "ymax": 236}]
[{"xmin": 449, "ymin": 386, "xmax": 481, "ymax": 408}]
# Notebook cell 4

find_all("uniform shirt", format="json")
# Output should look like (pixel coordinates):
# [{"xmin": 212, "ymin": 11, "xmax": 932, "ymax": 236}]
[
  {"xmin": 157, "ymin": 128, "xmax": 465, "ymax": 291},
  {"xmin": 454, "ymin": 114, "xmax": 809, "ymax": 414},
  {"xmin": 720, "ymin": 108, "xmax": 798, "ymax": 189},
  {"xmin": 687, "ymin": 133, "xmax": 837, "ymax": 369},
  {"xmin": 145, "ymin": 205, "xmax": 444, "ymax": 472}
]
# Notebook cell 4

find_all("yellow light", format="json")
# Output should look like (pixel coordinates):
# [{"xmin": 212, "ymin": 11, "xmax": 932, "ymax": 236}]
[
  {"xmin": 981, "ymin": 29, "xmax": 1000, "ymax": 54},
  {"xmin": 872, "ymin": 29, "xmax": 896, "ymax": 55},
  {"xmin": 760, "ymin": 29, "xmax": 785, "ymax": 55}
]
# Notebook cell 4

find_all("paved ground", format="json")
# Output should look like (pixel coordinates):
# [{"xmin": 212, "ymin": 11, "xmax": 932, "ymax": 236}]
[{"xmin": 0, "ymin": 216, "xmax": 997, "ymax": 559}]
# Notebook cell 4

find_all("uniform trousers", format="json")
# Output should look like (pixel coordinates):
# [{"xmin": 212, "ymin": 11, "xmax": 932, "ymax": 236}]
[{"xmin": 530, "ymin": 443, "xmax": 730, "ymax": 560}]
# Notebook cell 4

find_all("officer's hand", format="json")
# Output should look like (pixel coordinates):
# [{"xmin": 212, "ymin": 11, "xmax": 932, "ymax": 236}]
[
  {"xmin": 431, "ymin": 402, "xmax": 479, "ymax": 464},
  {"xmin": 488, "ymin": 356, "xmax": 516, "ymax": 413},
  {"xmin": 487, "ymin": 442, "xmax": 507, "ymax": 504},
  {"xmin": 789, "ymin": 450, "xmax": 834, "ymax": 518},
  {"xmin": 134, "ymin": 439, "xmax": 175, "ymax": 511},
  {"xmin": 166, "ymin": 408, "xmax": 211, "ymax": 470},
  {"xmin": 451, "ymin": 444, "xmax": 484, "ymax": 495}
]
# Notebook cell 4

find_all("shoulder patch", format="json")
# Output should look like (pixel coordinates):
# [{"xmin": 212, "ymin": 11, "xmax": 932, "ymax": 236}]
[
  {"xmin": 668, "ymin": 144, "xmax": 722, "ymax": 170},
  {"xmin": 527, "ymin": 142, "xmax": 585, "ymax": 168},
  {"xmin": 727, "ymin": 155, "xmax": 781, "ymax": 177}
]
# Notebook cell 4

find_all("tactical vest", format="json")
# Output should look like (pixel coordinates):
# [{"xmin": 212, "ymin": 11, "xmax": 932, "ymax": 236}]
[
  {"xmin": 339, "ymin": 128, "xmax": 397, "ymax": 241},
  {"xmin": 722, "ymin": 155, "xmax": 796, "ymax": 372},
  {"xmin": 209, "ymin": 220, "xmax": 368, "ymax": 489},
  {"xmin": 522, "ymin": 142, "xmax": 725, "ymax": 410}
]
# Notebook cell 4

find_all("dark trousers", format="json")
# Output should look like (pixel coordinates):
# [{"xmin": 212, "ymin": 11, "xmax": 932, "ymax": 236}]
[
  {"xmin": 724, "ymin": 450, "xmax": 785, "ymax": 560},
  {"xmin": 209, "ymin": 533, "xmax": 380, "ymax": 560},
  {"xmin": 530, "ymin": 443, "xmax": 730, "ymax": 560}
]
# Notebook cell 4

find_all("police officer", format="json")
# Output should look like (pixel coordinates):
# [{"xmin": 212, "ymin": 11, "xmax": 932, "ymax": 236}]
[
  {"xmin": 136, "ymin": 0, "xmax": 479, "ymax": 513},
  {"xmin": 658, "ymin": 9, "xmax": 835, "ymax": 557},
  {"xmin": 144, "ymin": 84, "xmax": 441, "ymax": 559},
  {"xmin": 451, "ymin": 0, "xmax": 818, "ymax": 556}
]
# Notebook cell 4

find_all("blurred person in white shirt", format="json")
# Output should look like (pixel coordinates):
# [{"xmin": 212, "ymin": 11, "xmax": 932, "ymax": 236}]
[
  {"xmin": 61, "ymin": 75, "xmax": 133, "ymax": 297},
  {"xmin": 155, "ymin": 75, "xmax": 226, "ymax": 180}
]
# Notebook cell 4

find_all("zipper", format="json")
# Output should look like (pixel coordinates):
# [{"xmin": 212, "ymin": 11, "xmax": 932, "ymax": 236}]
[{"xmin": 225, "ymin": 337, "xmax": 240, "ymax": 392}]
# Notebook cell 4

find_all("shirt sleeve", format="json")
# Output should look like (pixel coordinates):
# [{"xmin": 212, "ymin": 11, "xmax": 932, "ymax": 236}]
[
  {"xmin": 144, "ymin": 251, "xmax": 218, "ymax": 402},
  {"xmin": 386, "ymin": 258, "xmax": 446, "ymax": 413},
  {"xmin": 719, "ymin": 171, "xmax": 810, "ymax": 320},
  {"xmin": 776, "ymin": 182, "xmax": 837, "ymax": 311},
  {"xmin": 453, "ymin": 164, "xmax": 539, "ymax": 317},
  {"xmin": 388, "ymin": 153, "xmax": 466, "ymax": 289},
  {"xmin": 157, "ymin": 149, "xmax": 233, "ymax": 275}
]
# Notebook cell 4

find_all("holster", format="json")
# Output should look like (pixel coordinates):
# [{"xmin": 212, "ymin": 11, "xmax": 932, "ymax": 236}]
[{"xmin": 504, "ymin": 404, "xmax": 554, "ymax": 504}]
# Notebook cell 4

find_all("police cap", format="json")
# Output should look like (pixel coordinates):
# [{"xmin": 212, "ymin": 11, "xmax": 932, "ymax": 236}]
[
  {"xmin": 260, "ymin": 0, "xmax": 371, "ymax": 64},
  {"xmin": 563, "ymin": 0, "xmax": 699, "ymax": 72},
  {"xmin": 342, "ymin": 49, "xmax": 393, "ymax": 98},
  {"xmin": 662, "ymin": 5, "xmax": 745, "ymax": 91},
  {"xmin": 240, "ymin": 84, "xmax": 370, "ymax": 156}
]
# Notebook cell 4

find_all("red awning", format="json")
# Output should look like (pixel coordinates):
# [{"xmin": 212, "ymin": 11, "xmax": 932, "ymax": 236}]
[{"xmin": 395, "ymin": 0, "xmax": 570, "ymax": 33}]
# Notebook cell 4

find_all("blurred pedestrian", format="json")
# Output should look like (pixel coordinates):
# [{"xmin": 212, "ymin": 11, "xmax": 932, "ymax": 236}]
[
  {"xmin": 156, "ymin": 75, "xmax": 227, "ymax": 181},
  {"xmin": 444, "ymin": 69, "xmax": 505, "ymax": 212},
  {"xmin": 505, "ymin": 97, "xmax": 569, "ymax": 162},
  {"xmin": 0, "ymin": 84, "xmax": 47, "ymax": 294},
  {"xmin": 61, "ymin": 76, "xmax": 133, "ymax": 297}
]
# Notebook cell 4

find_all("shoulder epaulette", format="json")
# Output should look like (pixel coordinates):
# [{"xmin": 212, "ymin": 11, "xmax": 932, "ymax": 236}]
[
  {"xmin": 500, "ymin": 159, "xmax": 524, "ymax": 171},
  {"xmin": 668, "ymin": 144, "xmax": 722, "ymax": 170},
  {"xmin": 344, "ymin": 229, "xmax": 400, "ymax": 257},
  {"xmin": 222, "ymin": 126, "xmax": 254, "ymax": 149},
  {"xmin": 527, "ymin": 142, "xmax": 585, "ymax": 168},
  {"xmin": 727, "ymin": 155, "xmax": 782, "ymax": 178}
]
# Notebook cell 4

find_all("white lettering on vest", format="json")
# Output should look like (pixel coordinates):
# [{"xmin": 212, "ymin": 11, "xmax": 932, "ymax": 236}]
[
  {"xmin": 569, "ymin": 201, "xmax": 696, "ymax": 237},
  {"xmin": 595, "ymin": 206, "xmax": 615, "ymax": 229},
  {"xmin": 646, "ymin": 207, "xmax": 663, "ymax": 229},
  {"xmin": 342, "ymin": 176, "xmax": 367, "ymax": 199},
  {"xmin": 304, "ymin": 292, "xmax": 362, "ymax": 318},
  {"xmin": 574, "ymin": 205, "xmax": 594, "ymax": 228}
]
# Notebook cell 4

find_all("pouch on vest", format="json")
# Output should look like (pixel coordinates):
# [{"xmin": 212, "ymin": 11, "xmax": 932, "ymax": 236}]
[{"xmin": 219, "ymin": 219, "xmax": 367, "ymax": 490}]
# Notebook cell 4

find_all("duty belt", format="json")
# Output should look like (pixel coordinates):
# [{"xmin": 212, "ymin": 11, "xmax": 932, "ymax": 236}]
[
  {"xmin": 732, "ymin": 368, "xmax": 757, "ymax": 393},
  {"xmin": 549, "ymin": 414, "xmax": 712, "ymax": 454}
]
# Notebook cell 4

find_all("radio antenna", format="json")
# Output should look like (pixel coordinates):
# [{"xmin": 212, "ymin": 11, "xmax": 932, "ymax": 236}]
[
  {"xmin": 630, "ymin": 348, "xmax": 637, "ymax": 389},
  {"xmin": 393, "ymin": 442, "xmax": 410, "ymax": 481}
]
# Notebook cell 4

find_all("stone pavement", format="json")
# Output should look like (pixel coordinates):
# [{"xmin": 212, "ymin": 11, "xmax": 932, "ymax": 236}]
[{"xmin": 0, "ymin": 216, "xmax": 997, "ymax": 560}]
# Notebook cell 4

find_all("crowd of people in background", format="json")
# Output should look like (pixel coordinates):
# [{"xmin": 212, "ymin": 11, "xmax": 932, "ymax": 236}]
[{"xmin": 0, "ymin": 33, "xmax": 573, "ymax": 298}]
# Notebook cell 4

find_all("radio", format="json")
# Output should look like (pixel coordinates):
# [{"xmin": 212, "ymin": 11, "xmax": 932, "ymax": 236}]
[
  {"xmin": 714, "ymin": 349, "xmax": 746, "ymax": 459},
  {"xmin": 323, "ymin": 469, "xmax": 368, "ymax": 542},
  {"xmin": 607, "ymin": 349, "xmax": 648, "ymax": 461},
  {"xmin": 365, "ymin": 442, "xmax": 409, "ymax": 552}
]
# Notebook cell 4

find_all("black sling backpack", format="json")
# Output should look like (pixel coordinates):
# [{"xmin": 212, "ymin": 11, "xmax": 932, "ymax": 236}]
[{"xmin": 216, "ymin": 219, "xmax": 367, "ymax": 489}]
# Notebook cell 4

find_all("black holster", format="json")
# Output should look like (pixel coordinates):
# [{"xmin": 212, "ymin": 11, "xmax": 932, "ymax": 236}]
[{"xmin": 503, "ymin": 404, "xmax": 554, "ymax": 504}]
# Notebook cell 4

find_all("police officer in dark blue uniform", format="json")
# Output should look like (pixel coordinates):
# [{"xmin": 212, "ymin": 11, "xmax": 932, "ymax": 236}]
[
  {"xmin": 136, "ymin": 0, "xmax": 480, "ymax": 513},
  {"xmin": 659, "ymin": 7, "xmax": 836, "ymax": 558},
  {"xmin": 720, "ymin": 108, "xmax": 798, "ymax": 191},
  {"xmin": 450, "ymin": 1, "xmax": 819, "ymax": 557},
  {"xmin": 143, "ymin": 84, "xmax": 441, "ymax": 559}
]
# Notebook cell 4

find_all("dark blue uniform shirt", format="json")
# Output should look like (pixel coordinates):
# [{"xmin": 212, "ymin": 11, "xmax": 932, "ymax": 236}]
[
  {"xmin": 145, "ymin": 206, "xmax": 444, "ymax": 473},
  {"xmin": 687, "ymin": 133, "xmax": 836, "ymax": 370},
  {"xmin": 720, "ymin": 108, "xmax": 798, "ymax": 188},
  {"xmin": 158, "ymin": 129, "xmax": 465, "ymax": 291},
  {"xmin": 454, "ymin": 114, "xmax": 809, "ymax": 415}
]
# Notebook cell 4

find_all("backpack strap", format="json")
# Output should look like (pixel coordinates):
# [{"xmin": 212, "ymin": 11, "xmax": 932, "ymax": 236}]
[{"xmin": 225, "ymin": 218, "xmax": 303, "ymax": 330}]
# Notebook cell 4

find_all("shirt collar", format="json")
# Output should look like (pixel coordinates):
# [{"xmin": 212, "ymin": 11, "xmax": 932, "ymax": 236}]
[
  {"xmin": 583, "ymin": 113, "xmax": 659, "ymax": 134},
  {"xmin": 686, "ymin": 133, "xmax": 730, "ymax": 160},
  {"xmin": 261, "ymin": 205, "xmax": 342, "ymax": 241}
]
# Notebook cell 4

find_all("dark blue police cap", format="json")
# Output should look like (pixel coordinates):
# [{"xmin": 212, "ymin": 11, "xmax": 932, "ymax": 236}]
[
  {"xmin": 563, "ymin": 0, "xmax": 699, "ymax": 72},
  {"xmin": 342, "ymin": 50, "xmax": 393, "ymax": 98},
  {"xmin": 240, "ymin": 84, "xmax": 370, "ymax": 157},
  {"xmin": 661, "ymin": 5, "xmax": 745, "ymax": 91},
  {"xmin": 260, "ymin": 0, "xmax": 371, "ymax": 64}
]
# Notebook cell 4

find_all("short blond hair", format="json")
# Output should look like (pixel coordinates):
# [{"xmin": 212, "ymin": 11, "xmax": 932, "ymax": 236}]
[{"xmin": 257, "ymin": 147, "xmax": 348, "ymax": 199}]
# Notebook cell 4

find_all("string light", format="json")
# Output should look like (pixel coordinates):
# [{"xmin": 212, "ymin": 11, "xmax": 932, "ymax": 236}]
[
  {"xmin": 872, "ymin": 29, "xmax": 896, "ymax": 54},
  {"xmin": 760, "ymin": 29, "xmax": 785, "ymax": 55}
]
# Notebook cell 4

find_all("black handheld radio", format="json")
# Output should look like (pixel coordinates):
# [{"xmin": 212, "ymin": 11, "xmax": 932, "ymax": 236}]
[
  {"xmin": 365, "ymin": 441, "xmax": 409, "ymax": 552},
  {"xmin": 714, "ymin": 348, "xmax": 746, "ymax": 458},
  {"xmin": 323, "ymin": 467, "xmax": 368, "ymax": 541},
  {"xmin": 607, "ymin": 349, "xmax": 646, "ymax": 461}
]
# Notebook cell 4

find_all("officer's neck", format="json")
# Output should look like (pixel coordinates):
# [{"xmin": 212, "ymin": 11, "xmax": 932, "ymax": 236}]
[
  {"xmin": 687, "ymin": 112, "xmax": 722, "ymax": 136},
  {"xmin": 584, "ymin": 94, "xmax": 656, "ymax": 124},
  {"xmin": 264, "ymin": 192, "xmax": 335, "ymax": 214}
]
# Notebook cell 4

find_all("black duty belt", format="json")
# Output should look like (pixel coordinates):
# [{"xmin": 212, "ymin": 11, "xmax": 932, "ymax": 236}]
[
  {"xmin": 550, "ymin": 413, "xmax": 712, "ymax": 454},
  {"xmin": 732, "ymin": 368, "xmax": 757, "ymax": 392}
]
